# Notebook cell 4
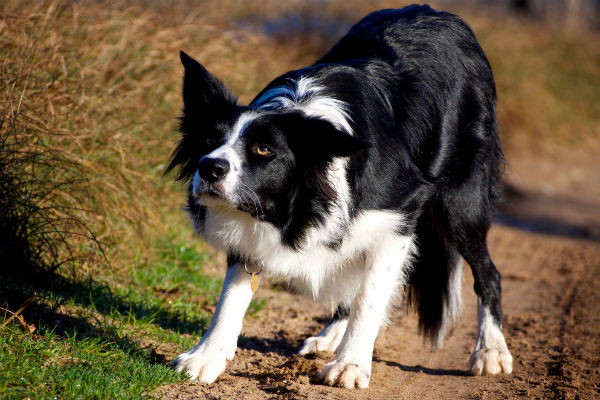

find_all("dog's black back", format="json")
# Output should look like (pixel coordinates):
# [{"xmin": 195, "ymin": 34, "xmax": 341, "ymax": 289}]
[{"xmin": 252, "ymin": 6, "xmax": 504, "ymax": 343}]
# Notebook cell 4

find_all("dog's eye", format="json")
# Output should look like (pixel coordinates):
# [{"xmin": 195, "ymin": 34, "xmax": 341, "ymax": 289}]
[
  {"xmin": 254, "ymin": 145, "xmax": 272, "ymax": 157},
  {"xmin": 206, "ymin": 137, "xmax": 218, "ymax": 146}
]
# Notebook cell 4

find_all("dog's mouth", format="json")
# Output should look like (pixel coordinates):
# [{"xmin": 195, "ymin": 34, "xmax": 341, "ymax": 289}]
[
  {"xmin": 193, "ymin": 183, "xmax": 264, "ymax": 219},
  {"xmin": 194, "ymin": 184, "xmax": 230, "ymax": 205},
  {"xmin": 237, "ymin": 200, "xmax": 263, "ymax": 219},
  {"xmin": 203, "ymin": 187, "xmax": 225, "ymax": 199}
]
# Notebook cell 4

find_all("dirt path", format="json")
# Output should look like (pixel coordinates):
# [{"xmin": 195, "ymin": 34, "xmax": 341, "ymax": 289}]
[{"xmin": 157, "ymin": 145, "xmax": 600, "ymax": 399}]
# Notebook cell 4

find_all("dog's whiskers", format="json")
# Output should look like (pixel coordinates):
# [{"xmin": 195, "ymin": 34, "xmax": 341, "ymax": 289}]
[
  {"xmin": 238, "ymin": 183, "xmax": 264, "ymax": 221},
  {"xmin": 237, "ymin": 187, "xmax": 262, "ymax": 221}
]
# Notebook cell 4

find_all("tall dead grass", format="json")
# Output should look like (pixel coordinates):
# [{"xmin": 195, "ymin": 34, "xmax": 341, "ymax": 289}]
[
  {"xmin": 1, "ymin": 0, "xmax": 598, "ymax": 297},
  {"xmin": 0, "ymin": 0, "xmax": 358, "ymax": 289}
]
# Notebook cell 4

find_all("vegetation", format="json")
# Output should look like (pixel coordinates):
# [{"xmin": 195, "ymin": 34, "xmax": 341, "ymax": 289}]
[
  {"xmin": 1, "ymin": 323, "xmax": 181, "ymax": 400},
  {"xmin": 0, "ymin": 0, "xmax": 598, "ymax": 398}
]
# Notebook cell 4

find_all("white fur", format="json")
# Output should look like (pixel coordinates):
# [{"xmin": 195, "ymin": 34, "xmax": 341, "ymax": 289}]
[
  {"xmin": 320, "ymin": 362, "xmax": 370, "ymax": 389},
  {"xmin": 435, "ymin": 257, "xmax": 464, "ymax": 348},
  {"xmin": 193, "ymin": 112, "xmax": 258, "ymax": 202},
  {"xmin": 172, "ymin": 263, "xmax": 253, "ymax": 383},
  {"xmin": 299, "ymin": 95, "xmax": 353, "ymax": 135},
  {"xmin": 253, "ymin": 76, "xmax": 354, "ymax": 135},
  {"xmin": 320, "ymin": 235, "xmax": 415, "ymax": 388},
  {"xmin": 203, "ymin": 208, "xmax": 407, "ymax": 306},
  {"xmin": 176, "ymin": 209, "xmax": 412, "ymax": 384},
  {"xmin": 469, "ymin": 302, "xmax": 513, "ymax": 375},
  {"xmin": 253, "ymin": 84, "xmax": 298, "ymax": 109},
  {"xmin": 253, "ymin": 77, "xmax": 321, "ymax": 110},
  {"xmin": 298, "ymin": 317, "xmax": 348, "ymax": 356}
]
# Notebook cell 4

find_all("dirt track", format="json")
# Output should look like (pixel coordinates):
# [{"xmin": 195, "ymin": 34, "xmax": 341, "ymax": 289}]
[{"xmin": 157, "ymin": 146, "xmax": 600, "ymax": 399}]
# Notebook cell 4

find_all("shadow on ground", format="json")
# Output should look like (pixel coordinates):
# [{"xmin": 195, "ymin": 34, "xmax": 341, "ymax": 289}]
[
  {"xmin": 498, "ymin": 183, "xmax": 600, "ymax": 242},
  {"xmin": 0, "ymin": 257, "xmax": 205, "ymax": 366},
  {"xmin": 376, "ymin": 358, "xmax": 468, "ymax": 377}
]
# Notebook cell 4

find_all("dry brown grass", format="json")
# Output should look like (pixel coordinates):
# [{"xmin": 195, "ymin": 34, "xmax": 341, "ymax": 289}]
[
  {"xmin": 470, "ymin": 16, "xmax": 600, "ymax": 155},
  {"xmin": 1, "ymin": 0, "xmax": 598, "ymax": 283},
  {"xmin": 0, "ymin": 0, "xmax": 356, "ymax": 283}
]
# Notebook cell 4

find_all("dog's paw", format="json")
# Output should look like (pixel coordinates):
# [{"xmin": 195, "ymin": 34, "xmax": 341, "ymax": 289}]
[
  {"xmin": 319, "ymin": 359, "xmax": 370, "ymax": 389},
  {"xmin": 298, "ymin": 319, "xmax": 347, "ymax": 356},
  {"xmin": 171, "ymin": 346, "xmax": 230, "ymax": 384},
  {"xmin": 469, "ymin": 347, "xmax": 513, "ymax": 375},
  {"xmin": 298, "ymin": 336, "xmax": 337, "ymax": 355}
]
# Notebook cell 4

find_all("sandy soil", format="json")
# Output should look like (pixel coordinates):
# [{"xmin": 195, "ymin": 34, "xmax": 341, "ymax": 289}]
[{"xmin": 156, "ymin": 142, "xmax": 600, "ymax": 399}]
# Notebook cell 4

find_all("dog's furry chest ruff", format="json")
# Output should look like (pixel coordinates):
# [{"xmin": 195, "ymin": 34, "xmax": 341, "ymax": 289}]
[{"xmin": 201, "ymin": 204, "xmax": 411, "ymax": 304}]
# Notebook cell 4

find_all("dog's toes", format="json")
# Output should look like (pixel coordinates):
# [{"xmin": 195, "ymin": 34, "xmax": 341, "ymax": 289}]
[
  {"xmin": 319, "ymin": 360, "xmax": 370, "ymax": 389},
  {"xmin": 198, "ymin": 356, "xmax": 227, "ymax": 384},
  {"xmin": 171, "ymin": 349, "xmax": 228, "ymax": 384},
  {"xmin": 172, "ymin": 353, "xmax": 200, "ymax": 381},
  {"xmin": 469, "ymin": 347, "xmax": 513, "ymax": 375},
  {"xmin": 498, "ymin": 349, "xmax": 514, "ymax": 374}
]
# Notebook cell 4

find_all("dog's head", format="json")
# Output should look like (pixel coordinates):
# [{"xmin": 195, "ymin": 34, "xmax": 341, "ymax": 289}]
[{"xmin": 167, "ymin": 52, "xmax": 367, "ymax": 243}]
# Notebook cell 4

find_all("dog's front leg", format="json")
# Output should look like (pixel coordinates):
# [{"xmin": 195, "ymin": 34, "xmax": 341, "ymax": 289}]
[
  {"xmin": 320, "ymin": 236, "xmax": 414, "ymax": 389},
  {"xmin": 172, "ymin": 261, "xmax": 253, "ymax": 383}
]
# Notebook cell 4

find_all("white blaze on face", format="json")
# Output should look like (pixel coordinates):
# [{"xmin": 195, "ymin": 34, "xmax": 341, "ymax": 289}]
[{"xmin": 192, "ymin": 112, "xmax": 258, "ymax": 206}]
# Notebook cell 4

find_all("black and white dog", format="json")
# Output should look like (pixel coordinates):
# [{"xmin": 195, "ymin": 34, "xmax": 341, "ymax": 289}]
[{"xmin": 168, "ymin": 5, "xmax": 512, "ymax": 388}]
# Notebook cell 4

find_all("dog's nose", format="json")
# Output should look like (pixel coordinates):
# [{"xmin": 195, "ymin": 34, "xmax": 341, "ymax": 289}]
[{"xmin": 198, "ymin": 157, "xmax": 230, "ymax": 182}]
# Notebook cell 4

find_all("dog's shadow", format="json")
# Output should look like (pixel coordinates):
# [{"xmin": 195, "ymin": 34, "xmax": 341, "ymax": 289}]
[
  {"xmin": 238, "ymin": 334, "xmax": 299, "ymax": 357},
  {"xmin": 237, "ymin": 334, "xmax": 468, "ymax": 381},
  {"xmin": 376, "ymin": 358, "xmax": 468, "ymax": 377},
  {"xmin": 233, "ymin": 335, "xmax": 326, "ymax": 392}
]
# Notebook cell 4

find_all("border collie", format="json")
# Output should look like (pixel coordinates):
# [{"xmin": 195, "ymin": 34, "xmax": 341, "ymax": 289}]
[{"xmin": 167, "ymin": 5, "xmax": 513, "ymax": 389}]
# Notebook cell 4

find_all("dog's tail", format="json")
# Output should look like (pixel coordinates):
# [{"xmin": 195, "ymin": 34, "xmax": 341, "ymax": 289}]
[{"xmin": 407, "ymin": 206, "xmax": 463, "ymax": 348}]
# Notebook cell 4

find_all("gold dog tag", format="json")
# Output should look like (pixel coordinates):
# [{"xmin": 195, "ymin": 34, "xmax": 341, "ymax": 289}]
[
  {"xmin": 245, "ymin": 261, "xmax": 263, "ymax": 293},
  {"xmin": 251, "ymin": 272, "xmax": 259, "ymax": 292}
]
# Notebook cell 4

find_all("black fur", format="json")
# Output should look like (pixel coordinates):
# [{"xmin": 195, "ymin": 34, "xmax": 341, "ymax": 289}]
[
  {"xmin": 168, "ymin": 4, "xmax": 505, "ymax": 344},
  {"xmin": 316, "ymin": 5, "xmax": 504, "ymax": 336}
]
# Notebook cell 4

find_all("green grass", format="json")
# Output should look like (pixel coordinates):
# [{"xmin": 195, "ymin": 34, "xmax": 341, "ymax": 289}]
[
  {"xmin": 0, "ymin": 237, "xmax": 267, "ymax": 399},
  {"xmin": 0, "ymin": 1, "xmax": 277, "ymax": 396},
  {"xmin": 0, "ymin": 323, "xmax": 184, "ymax": 400}
]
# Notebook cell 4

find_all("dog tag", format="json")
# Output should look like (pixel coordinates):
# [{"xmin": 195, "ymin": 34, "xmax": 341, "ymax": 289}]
[
  {"xmin": 251, "ymin": 272, "xmax": 259, "ymax": 292},
  {"xmin": 245, "ymin": 261, "xmax": 263, "ymax": 293}
]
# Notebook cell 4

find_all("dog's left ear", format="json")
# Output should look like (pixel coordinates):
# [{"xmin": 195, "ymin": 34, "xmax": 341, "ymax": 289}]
[
  {"xmin": 166, "ymin": 52, "xmax": 238, "ymax": 181},
  {"xmin": 180, "ymin": 50, "xmax": 236, "ymax": 111},
  {"xmin": 276, "ymin": 112, "xmax": 370, "ymax": 159}
]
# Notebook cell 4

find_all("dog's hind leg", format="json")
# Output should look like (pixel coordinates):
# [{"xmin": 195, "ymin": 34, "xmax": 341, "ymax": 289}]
[
  {"xmin": 298, "ymin": 305, "xmax": 349, "ymax": 356},
  {"xmin": 462, "ymin": 243, "xmax": 513, "ymax": 375},
  {"xmin": 439, "ymin": 180, "xmax": 513, "ymax": 375}
]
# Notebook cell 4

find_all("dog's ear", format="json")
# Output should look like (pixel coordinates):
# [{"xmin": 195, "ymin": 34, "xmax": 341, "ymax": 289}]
[
  {"xmin": 180, "ymin": 51, "xmax": 236, "ymax": 111},
  {"xmin": 276, "ymin": 112, "xmax": 369, "ymax": 160},
  {"xmin": 166, "ymin": 52, "xmax": 238, "ymax": 181}
]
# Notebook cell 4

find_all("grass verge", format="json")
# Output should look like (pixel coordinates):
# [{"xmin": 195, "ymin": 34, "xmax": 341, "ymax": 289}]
[{"xmin": 0, "ymin": 322, "xmax": 183, "ymax": 400}]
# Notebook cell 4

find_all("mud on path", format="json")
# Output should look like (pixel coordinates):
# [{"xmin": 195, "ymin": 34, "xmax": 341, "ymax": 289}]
[{"xmin": 157, "ymin": 145, "xmax": 600, "ymax": 399}]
